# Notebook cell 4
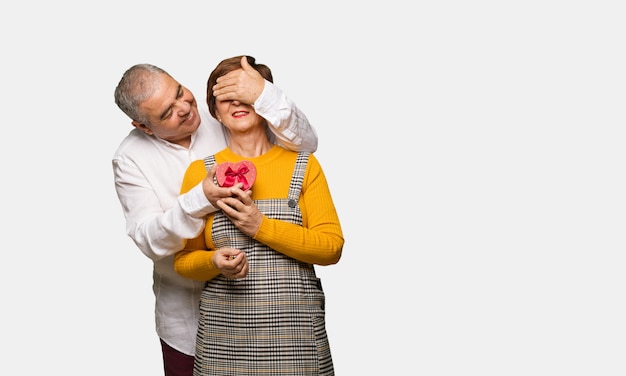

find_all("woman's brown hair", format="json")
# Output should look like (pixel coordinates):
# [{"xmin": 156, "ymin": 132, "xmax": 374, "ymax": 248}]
[{"xmin": 206, "ymin": 55, "xmax": 273, "ymax": 120}]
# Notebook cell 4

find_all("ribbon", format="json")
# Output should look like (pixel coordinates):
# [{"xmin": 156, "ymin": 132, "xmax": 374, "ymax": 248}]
[{"xmin": 223, "ymin": 165, "xmax": 251, "ymax": 190}]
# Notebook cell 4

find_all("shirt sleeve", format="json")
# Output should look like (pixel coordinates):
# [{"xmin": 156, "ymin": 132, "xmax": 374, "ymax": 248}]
[
  {"xmin": 113, "ymin": 157, "xmax": 212, "ymax": 262},
  {"xmin": 254, "ymin": 80, "xmax": 319, "ymax": 153}
]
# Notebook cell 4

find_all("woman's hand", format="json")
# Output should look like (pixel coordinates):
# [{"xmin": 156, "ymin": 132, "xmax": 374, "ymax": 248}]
[
  {"xmin": 216, "ymin": 187, "xmax": 263, "ymax": 237},
  {"xmin": 212, "ymin": 248, "xmax": 249, "ymax": 279}
]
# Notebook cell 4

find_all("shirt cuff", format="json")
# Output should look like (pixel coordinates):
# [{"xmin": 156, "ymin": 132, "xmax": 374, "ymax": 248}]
[
  {"xmin": 253, "ymin": 79, "xmax": 279, "ymax": 114},
  {"xmin": 179, "ymin": 183, "xmax": 218, "ymax": 218}
]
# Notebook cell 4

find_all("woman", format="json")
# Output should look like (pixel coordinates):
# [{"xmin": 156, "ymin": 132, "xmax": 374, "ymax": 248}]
[{"xmin": 174, "ymin": 55, "xmax": 344, "ymax": 375}]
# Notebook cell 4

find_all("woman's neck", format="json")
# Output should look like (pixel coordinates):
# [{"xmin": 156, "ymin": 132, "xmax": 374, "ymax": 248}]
[{"xmin": 227, "ymin": 129, "xmax": 272, "ymax": 158}]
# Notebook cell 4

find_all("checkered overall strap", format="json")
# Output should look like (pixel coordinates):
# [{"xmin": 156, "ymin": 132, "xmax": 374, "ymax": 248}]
[
  {"xmin": 287, "ymin": 152, "xmax": 310, "ymax": 207},
  {"xmin": 203, "ymin": 155, "xmax": 218, "ymax": 184}
]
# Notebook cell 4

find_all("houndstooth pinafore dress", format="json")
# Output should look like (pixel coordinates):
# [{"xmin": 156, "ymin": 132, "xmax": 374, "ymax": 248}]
[{"xmin": 194, "ymin": 152, "xmax": 334, "ymax": 376}]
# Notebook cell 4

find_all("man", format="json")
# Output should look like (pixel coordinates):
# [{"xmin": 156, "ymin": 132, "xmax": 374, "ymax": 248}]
[{"xmin": 112, "ymin": 56, "xmax": 318, "ymax": 376}]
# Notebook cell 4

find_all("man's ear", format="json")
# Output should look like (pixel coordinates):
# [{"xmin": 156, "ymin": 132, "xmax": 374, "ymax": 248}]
[{"xmin": 132, "ymin": 120, "xmax": 154, "ymax": 135}]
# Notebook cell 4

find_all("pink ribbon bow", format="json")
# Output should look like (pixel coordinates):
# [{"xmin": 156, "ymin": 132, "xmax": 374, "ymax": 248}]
[{"xmin": 223, "ymin": 165, "xmax": 252, "ymax": 190}]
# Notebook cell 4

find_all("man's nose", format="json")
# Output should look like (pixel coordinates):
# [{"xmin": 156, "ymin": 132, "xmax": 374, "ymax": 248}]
[{"xmin": 174, "ymin": 99, "xmax": 191, "ymax": 113}]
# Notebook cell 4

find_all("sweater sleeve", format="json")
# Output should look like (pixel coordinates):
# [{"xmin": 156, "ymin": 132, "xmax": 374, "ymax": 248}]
[
  {"xmin": 253, "ymin": 154, "xmax": 343, "ymax": 265},
  {"xmin": 174, "ymin": 242, "xmax": 221, "ymax": 281}
]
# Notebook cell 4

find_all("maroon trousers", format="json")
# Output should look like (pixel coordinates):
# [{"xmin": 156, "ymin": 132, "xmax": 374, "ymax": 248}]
[{"xmin": 160, "ymin": 339, "xmax": 194, "ymax": 376}]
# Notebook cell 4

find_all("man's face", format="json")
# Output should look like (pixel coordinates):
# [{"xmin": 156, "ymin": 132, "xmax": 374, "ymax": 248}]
[{"xmin": 135, "ymin": 73, "xmax": 201, "ymax": 146}]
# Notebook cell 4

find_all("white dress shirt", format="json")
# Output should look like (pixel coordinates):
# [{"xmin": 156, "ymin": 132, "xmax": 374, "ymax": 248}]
[{"xmin": 112, "ymin": 81, "xmax": 317, "ymax": 355}]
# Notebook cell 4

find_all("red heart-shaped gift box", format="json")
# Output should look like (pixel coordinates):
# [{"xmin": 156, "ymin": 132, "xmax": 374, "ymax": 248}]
[{"xmin": 215, "ymin": 161, "xmax": 257, "ymax": 190}]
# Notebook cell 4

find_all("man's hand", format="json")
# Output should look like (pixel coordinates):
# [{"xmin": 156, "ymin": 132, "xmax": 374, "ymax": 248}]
[{"xmin": 212, "ymin": 56, "xmax": 265, "ymax": 104}]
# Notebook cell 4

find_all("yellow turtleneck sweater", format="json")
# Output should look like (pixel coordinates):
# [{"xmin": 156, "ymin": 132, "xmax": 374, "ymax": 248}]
[{"xmin": 174, "ymin": 145, "xmax": 343, "ymax": 281}]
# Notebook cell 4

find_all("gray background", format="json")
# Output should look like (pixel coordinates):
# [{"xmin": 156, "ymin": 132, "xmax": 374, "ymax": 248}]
[{"xmin": 1, "ymin": 1, "xmax": 624, "ymax": 374}]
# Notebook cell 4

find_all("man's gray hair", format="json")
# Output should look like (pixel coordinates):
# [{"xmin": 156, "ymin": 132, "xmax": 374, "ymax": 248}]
[{"xmin": 114, "ymin": 64, "xmax": 169, "ymax": 124}]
